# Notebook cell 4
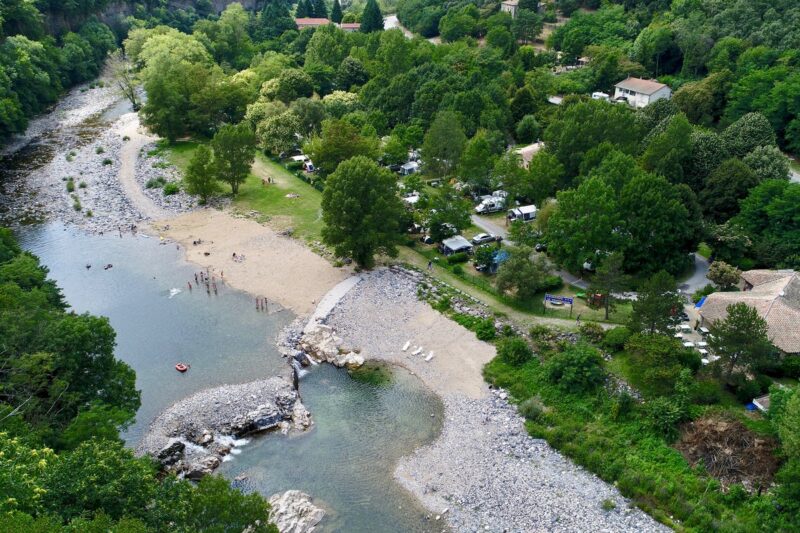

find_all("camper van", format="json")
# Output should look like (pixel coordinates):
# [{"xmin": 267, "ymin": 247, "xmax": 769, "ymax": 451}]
[
  {"xmin": 475, "ymin": 197, "xmax": 505, "ymax": 214},
  {"xmin": 507, "ymin": 205, "xmax": 537, "ymax": 223}
]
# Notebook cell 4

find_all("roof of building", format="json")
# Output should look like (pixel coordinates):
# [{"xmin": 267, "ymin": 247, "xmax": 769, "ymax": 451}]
[
  {"xmin": 340, "ymin": 23, "xmax": 360, "ymax": 29},
  {"xmin": 502, "ymin": 0, "xmax": 520, "ymax": 5},
  {"xmin": 510, "ymin": 205, "xmax": 537, "ymax": 215},
  {"xmin": 699, "ymin": 270, "xmax": 800, "ymax": 354},
  {"xmin": 614, "ymin": 77, "xmax": 669, "ymax": 95},
  {"xmin": 514, "ymin": 142, "xmax": 544, "ymax": 168},
  {"xmin": 442, "ymin": 235, "xmax": 473, "ymax": 251},
  {"xmin": 295, "ymin": 18, "xmax": 331, "ymax": 25}
]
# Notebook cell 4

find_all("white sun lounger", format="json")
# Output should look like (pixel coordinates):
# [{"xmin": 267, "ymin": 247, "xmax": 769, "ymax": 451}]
[
  {"xmin": 402, "ymin": 341, "xmax": 411, "ymax": 352},
  {"xmin": 412, "ymin": 347, "xmax": 423, "ymax": 355},
  {"xmin": 425, "ymin": 351, "xmax": 434, "ymax": 362}
]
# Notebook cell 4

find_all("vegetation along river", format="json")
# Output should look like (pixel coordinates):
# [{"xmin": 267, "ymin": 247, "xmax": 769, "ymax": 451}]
[{"xmin": 16, "ymin": 222, "xmax": 444, "ymax": 532}]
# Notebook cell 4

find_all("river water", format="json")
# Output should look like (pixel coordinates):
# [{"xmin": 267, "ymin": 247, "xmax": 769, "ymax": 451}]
[{"xmin": 15, "ymin": 214, "xmax": 443, "ymax": 531}]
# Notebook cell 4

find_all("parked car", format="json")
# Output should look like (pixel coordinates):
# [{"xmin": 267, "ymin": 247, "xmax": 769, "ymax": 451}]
[
  {"xmin": 534, "ymin": 242, "xmax": 547, "ymax": 252},
  {"xmin": 471, "ymin": 233, "xmax": 500, "ymax": 245},
  {"xmin": 475, "ymin": 197, "xmax": 505, "ymax": 214},
  {"xmin": 419, "ymin": 235, "xmax": 434, "ymax": 245}
]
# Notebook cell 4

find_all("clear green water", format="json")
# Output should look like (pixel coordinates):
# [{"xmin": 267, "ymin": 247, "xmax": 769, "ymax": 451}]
[{"xmin": 17, "ymin": 223, "xmax": 444, "ymax": 532}]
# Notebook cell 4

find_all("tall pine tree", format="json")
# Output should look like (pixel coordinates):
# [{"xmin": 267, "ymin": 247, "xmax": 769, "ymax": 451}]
[
  {"xmin": 330, "ymin": 0, "xmax": 343, "ymax": 23},
  {"xmin": 295, "ymin": 0, "xmax": 310, "ymax": 18},
  {"xmin": 259, "ymin": 0, "xmax": 296, "ymax": 39},
  {"xmin": 360, "ymin": 0, "xmax": 383, "ymax": 32},
  {"xmin": 312, "ymin": 0, "xmax": 328, "ymax": 18}
]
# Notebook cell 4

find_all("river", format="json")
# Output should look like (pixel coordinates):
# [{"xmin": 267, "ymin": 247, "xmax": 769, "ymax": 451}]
[{"xmin": 6, "ymin": 90, "xmax": 444, "ymax": 532}]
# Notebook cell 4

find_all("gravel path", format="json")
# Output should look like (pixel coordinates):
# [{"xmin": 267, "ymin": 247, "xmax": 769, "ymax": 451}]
[{"xmin": 323, "ymin": 268, "xmax": 669, "ymax": 532}]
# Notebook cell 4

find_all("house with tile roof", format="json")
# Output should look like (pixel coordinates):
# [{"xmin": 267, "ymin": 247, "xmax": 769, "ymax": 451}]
[
  {"xmin": 613, "ymin": 77, "xmax": 672, "ymax": 108},
  {"xmin": 698, "ymin": 269, "xmax": 800, "ymax": 355}
]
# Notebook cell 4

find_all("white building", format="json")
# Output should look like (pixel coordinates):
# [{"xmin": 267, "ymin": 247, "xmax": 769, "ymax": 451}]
[
  {"xmin": 613, "ymin": 77, "xmax": 672, "ymax": 109},
  {"xmin": 500, "ymin": 0, "xmax": 519, "ymax": 18}
]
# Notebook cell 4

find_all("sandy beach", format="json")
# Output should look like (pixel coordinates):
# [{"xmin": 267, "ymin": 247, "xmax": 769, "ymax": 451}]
[{"xmin": 157, "ymin": 209, "xmax": 350, "ymax": 315}]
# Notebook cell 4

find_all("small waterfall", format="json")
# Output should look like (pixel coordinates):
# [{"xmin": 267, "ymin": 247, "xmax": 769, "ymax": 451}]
[{"xmin": 292, "ymin": 358, "xmax": 309, "ymax": 379}]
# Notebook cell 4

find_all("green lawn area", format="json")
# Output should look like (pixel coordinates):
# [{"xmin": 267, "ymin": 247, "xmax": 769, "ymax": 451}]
[
  {"xmin": 234, "ymin": 155, "xmax": 324, "ymax": 242},
  {"xmin": 405, "ymin": 242, "xmax": 631, "ymax": 324},
  {"xmin": 162, "ymin": 140, "xmax": 200, "ymax": 173}
]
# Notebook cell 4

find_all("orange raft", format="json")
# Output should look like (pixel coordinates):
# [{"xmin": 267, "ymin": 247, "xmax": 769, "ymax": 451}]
[{"xmin": 175, "ymin": 363, "xmax": 189, "ymax": 373}]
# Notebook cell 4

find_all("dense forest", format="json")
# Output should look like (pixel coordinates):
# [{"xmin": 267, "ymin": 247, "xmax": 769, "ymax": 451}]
[{"xmin": 0, "ymin": 227, "xmax": 277, "ymax": 531}]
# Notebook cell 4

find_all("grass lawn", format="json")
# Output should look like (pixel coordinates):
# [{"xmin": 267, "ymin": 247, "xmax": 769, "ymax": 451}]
[
  {"xmin": 405, "ymin": 242, "xmax": 631, "ymax": 325},
  {"xmin": 234, "ymin": 155, "xmax": 324, "ymax": 242},
  {"xmin": 162, "ymin": 140, "xmax": 200, "ymax": 173},
  {"xmin": 697, "ymin": 242, "xmax": 712, "ymax": 259}
]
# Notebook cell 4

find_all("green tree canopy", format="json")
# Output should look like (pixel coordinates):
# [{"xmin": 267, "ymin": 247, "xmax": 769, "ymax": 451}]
[
  {"xmin": 211, "ymin": 123, "xmax": 256, "ymax": 195},
  {"xmin": 321, "ymin": 156, "xmax": 404, "ymax": 268},
  {"xmin": 629, "ymin": 271, "xmax": 683, "ymax": 335}
]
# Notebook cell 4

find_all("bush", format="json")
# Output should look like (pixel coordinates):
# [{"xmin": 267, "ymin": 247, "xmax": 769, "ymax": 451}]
[
  {"xmin": 541, "ymin": 275, "xmax": 564, "ymax": 291},
  {"xmin": 122, "ymin": 135, "xmax": 130, "ymax": 141},
  {"xmin": 610, "ymin": 392, "xmax": 635, "ymax": 420},
  {"xmin": 529, "ymin": 324, "xmax": 552, "ymax": 341},
  {"xmin": 474, "ymin": 318, "xmax": 496, "ymax": 341},
  {"xmin": 782, "ymin": 357, "xmax": 800, "ymax": 379},
  {"xmin": 579, "ymin": 322, "xmax": 605, "ymax": 343},
  {"xmin": 733, "ymin": 377, "xmax": 762, "ymax": 403},
  {"xmin": 286, "ymin": 161, "xmax": 303, "ymax": 171},
  {"xmin": 66, "ymin": 179, "xmax": 75, "ymax": 192},
  {"xmin": 452, "ymin": 264, "xmax": 464, "ymax": 276},
  {"xmin": 85, "ymin": 209, "xmax": 93, "ymax": 218},
  {"xmin": 145, "ymin": 177, "xmax": 167, "ymax": 189},
  {"xmin": 102, "ymin": 158, "xmax": 113, "ymax": 165},
  {"xmin": 433, "ymin": 296, "xmax": 451, "ymax": 312},
  {"xmin": 544, "ymin": 343, "xmax": 605, "ymax": 393},
  {"xmin": 78, "ymin": 181, "xmax": 87, "ymax": 189},
  {"xmin": 95, "ymin": 146, "xmax": 104, "ymax": 154},
  {"xmin": 163, "ymin": 182, "xmax": 180, "ymax": 195},
  {"xmin": 447, "ymin": 252, "xmax": 469, "ymax": 264},
  {"xmin": 497, "ymin": 337, "xmax": 533, "ymax": 366},
  {"xmin": 602, "ymin": 327, "xmax": 631, "ymax": 352},
  {"xmin": 691, "ymin": 380, "xmax": 722, "ymax": 405},
  {"xmin": 692, "ymin": 283, "xmax": 716, "ymax": 303},
  {"xmin": 644, "ymin": 397, "xmax": 684, "ymax": 439},
  {"xmin": 518, "ymin": 396, "xmax": 546, "ymax": 422}
]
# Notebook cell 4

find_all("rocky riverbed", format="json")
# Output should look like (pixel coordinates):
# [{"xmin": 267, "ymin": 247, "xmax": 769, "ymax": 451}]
[
  {"xmin": 317, "ymin": 267, "xmax": 669, "ymax": 532},
  {"xmin": 137, "ymin": 373, "xmax": 311, "ymax": 479}
]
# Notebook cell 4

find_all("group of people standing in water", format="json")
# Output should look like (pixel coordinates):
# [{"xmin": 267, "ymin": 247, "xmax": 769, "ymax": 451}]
[{"xmin": 187, "ymin": 268, "xmax": 221, "ymax": 295}]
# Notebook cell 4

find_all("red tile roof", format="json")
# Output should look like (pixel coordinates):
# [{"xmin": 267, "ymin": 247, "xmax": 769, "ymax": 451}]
[{"xmin": 295, "ymin": 18, "xmax": 331, "ymax": 26}]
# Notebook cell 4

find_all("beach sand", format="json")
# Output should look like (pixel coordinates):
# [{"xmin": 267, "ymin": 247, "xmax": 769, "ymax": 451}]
[{"xmin": 156, "ymin": 209, "xmax": 350, "ymax": 315}]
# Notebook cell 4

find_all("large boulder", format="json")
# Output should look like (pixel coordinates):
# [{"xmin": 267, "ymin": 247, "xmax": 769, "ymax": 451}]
[
  {"xmin": 268, "ymin": 490, "xmax": 325, "ymax": 533},
  {"xmin": 300, "ymin": 324, "xmax": 364, "ymax": 369}
]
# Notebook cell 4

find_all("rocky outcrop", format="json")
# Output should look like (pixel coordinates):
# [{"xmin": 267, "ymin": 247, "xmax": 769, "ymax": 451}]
[
  {"xmin": 138, "ymin": 374, "xmax": 311, "ymax": 478},
  {"xmin": 268, "ymin": 491, "xmax": 326, "ymax": 533},
  {"xmin": 300, "ymin": 324, "xmax": 364, "ymax": 369}
]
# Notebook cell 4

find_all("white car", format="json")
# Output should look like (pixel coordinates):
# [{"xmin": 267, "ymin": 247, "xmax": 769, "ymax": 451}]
[{"xmin": 471, "ymin": 233, "xmax": 500, "ymax": 245}]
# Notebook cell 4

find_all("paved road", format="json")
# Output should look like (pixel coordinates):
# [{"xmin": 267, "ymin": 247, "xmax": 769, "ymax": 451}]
[
  {"xmin": 470, "ymin": 214, "xmax": 590, "ymax": 290},
  {"xmin": 678, "ymin": 252, "xmax": 712, "ymax": 295}
]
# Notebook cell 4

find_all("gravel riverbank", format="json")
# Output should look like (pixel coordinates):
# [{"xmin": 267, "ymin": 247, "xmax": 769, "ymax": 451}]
[
  {"xmin": 320, "ymin": 268, "xmax": 669, "ymax": 532},
  {"xmin": 137, "ymin": 372, "xmax": 311, "ymax": 479}
]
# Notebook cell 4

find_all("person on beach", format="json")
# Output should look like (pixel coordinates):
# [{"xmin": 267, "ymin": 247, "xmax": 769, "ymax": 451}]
[
  {"xmin": 427, "ymin": 260, "xmax": 433, "ymax": 270},
  {"xmin": 188, "ymin": 282, "xmax": 192, "ymax": 291},
  {"xmin": 576, "ymin": 313, "xmax": 582, "ymax": 326},
  {"xmin": 194, "ymin": 273, "xmax": 198, "ymax": 283}
]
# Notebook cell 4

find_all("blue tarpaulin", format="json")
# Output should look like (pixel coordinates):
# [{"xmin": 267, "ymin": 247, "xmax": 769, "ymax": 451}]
[{"xmin": 695, "ymin": 296, "xmax": 706, "ymax": 308}]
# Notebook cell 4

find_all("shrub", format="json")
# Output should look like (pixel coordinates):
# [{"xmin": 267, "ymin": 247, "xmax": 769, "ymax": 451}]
[
  {"xmin": 602, "ymin": 327, "xmax": 631, "ymax": 352},
  {"xmin": 433, "ymin": 296, "xmax": 451, "ymax": 312},
  {"xmin": 691, "ymin": 380, "xmax": 722, "ymax": 405},
  {"xmin": 541, "ymin": 275, "xmax": 564, "ymax": 291},
  {"xmin": 286, "ymin": 161, "xmax": 303, "ymax": 171},
  {"xmin": 66, "ymin": 179, "xmax": 75, "ymax": 192},
  {"xmin": 601, "ymin": 499, "xmax": 616, "ymax": 511},
  {"xmin": 95, "ymin": 146, "xmax": 104, "ymax": 154},
  {"xmin": 579, "ymin": 322, "xmax": 604, "ymax": 343},
  {"xmin": 474, "ymin": 318, "xmax": 496, "ymax": 341},
  {"xmin": 71, "ymin": 194, "xmax": 81, "ymax": 212},
  {"xmin": 544, "ymin": 343, "xmax": 605, "ymax": 393},
  {"xmin": 78, "ymin": 181, "xmax": 87, "ymax": 189},
  {"xmin": 452, "ymin": 264, "xmax": 464, "ymax": 276},
  {"xmin": 163, "ymin": 182, "xmax": 180, "ymax": 195},
  {"xmin": 122, "ymin": 135, "xmax": 130, "ymax": 141},
  {"xmin": 497, "ymin": 337, "xmax": 533, "ymax": 366},
  {"xmin": 529, "ymin": 324, "xmax": 552, "ymax": 341},
  {"xmin": 733, "ymin": 377, "xmax": 762, "ymax": 403},
  {"xmin": 782, "ymin": 357, "xmax": 800, "ymax": 379},
  {"xmin": 644, "ymin": 397, "xmax": 684, "ymax": 439},
  {"xmin": 447, "ymin": 252, "xmax": 469, "ymax": 264},
  {"xmin": 692, "ymin": 283, "xmax": 716, "ymax": 303},
  {"xmin": 85, "ymin": 209, "xmax": 93, "ymax": 217},
  {"xmin": 518, "ymin": 396, "xmax": 546, "ymax": 422},
  {"xmin": 102, "ymin": 158, "xmax": 113, "ymax": 165},
  {"xmin": 145, "ymin": 177, "xmax": 167, "ymax": 189},
  {"xmin": 610, "ymin": 392, "xmax": 635, "ymax": 420}
]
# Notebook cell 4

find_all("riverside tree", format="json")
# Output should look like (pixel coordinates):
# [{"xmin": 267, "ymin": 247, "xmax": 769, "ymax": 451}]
[
  {"xmin": 184, "ymin": 145, "xmax": 220, "ymax": 204},
  {"xmin": 588, "ymin": 252, "xmax": 628, "ymax": 319},
  {"xmin": 211, "ymin": 123, "xmax": 256, "ymax": 195},
  {"xmin": 321, "ymin": 156, "xmax": 404, "ymax": 268},
  {"xmin": 495, "ymin": 246, "xmax": 549, "ymax": 302},
  {"xmin": 422, "ymin": 111, "xmax": 466, "ymax": 178},
  {"xmin": 361, "ymin": 0, "xmax": 384, "ymax": 33}
]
